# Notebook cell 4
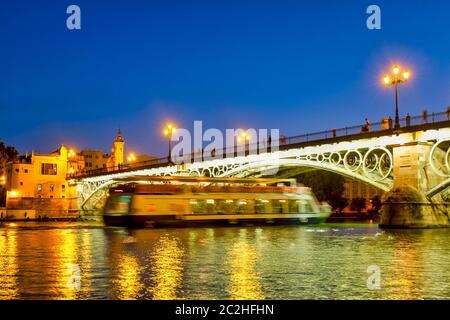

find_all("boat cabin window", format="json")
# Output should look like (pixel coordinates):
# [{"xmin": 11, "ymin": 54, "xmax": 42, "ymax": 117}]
[
  {"xmin": 271, "ymin": 200, "xmax": 285, "ymax": 213},
  {"xmin": 215, "ymin": 200, "xmax": 235, "ymax": 214},
  {"xmin": 236, "ymin": 200, "xmax": 250, "ymax": 214},
  {"xmin": 298, "ymin": 199, "xmax": 314, "ymax": 213},
  {"xmin": 105, "ymin": 195, "xmax": 132, "ymax": 213},
  {"xmin": 191, "ymin": 200, "xmax": 206, "ymax": 214},
  {"xmin": 289, "ymin": 200, "xmax": 300, "ymax": 213},
  {"xmin": 255, "ymin": 199, "xmax": 268, "ymax": 213}
]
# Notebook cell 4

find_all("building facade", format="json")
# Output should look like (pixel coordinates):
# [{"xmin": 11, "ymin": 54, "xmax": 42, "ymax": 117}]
[
  {"xmin": 342, "ymin": 177, "xmax": 384, "ymax": 212},
  {"xmin": 2, "ymin": 130, "xmax": 126, "ymax": 219}
]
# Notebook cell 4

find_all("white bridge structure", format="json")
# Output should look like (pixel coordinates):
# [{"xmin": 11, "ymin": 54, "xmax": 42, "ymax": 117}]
[{"xmin": 71, "ymin": 112, "xmax": 450, "ymax": 214}]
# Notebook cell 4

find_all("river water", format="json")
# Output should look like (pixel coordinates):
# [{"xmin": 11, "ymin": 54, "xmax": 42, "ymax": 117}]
[{"xmin": 1, "ymin": 221, "xmax": 449, "ymax": 300}]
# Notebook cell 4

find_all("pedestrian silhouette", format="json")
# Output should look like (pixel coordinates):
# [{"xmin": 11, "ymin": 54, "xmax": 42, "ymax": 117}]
[
  {"xmin": 422, "ymin": 109, "xmax": 428, "ymax": 123},
  {"xmin": 406, "ymin": 113, "xmax": 411, "ymax": 127}
]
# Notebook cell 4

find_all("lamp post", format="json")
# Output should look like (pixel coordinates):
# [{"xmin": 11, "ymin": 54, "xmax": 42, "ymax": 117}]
[
  {"xmin": 236, "ymin": 131, "xmax": 251, "ymax": 155},
  {"xmin": 383, "ymin": 66, "xmax": 411, "ymax": 130},
  {"xmin": 163, "ymin": 124, "xmax": 175, "ymax": 162},
  {"xmin": 127, "ymin": 153, "xmax": 136, "ymax": 163}
]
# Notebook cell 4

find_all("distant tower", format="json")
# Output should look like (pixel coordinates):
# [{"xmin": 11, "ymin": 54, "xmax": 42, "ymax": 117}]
[{"xmin": 112, "ymin": 128, "xmax": 125, "ymax": 168}]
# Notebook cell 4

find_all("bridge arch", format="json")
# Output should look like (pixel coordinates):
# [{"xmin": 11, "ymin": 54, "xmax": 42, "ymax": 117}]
[{"xmin": 218, "ymin": 158, "xmax": 391, "ymax": 191}]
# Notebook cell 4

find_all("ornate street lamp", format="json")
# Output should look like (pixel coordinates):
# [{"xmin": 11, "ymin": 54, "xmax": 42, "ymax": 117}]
[
  {"xmin": 163, "ymin": 124, "xmax": 176, "ymax": 162},
  {"xmin": 236, "ymin": 131, "xmax": 251, "ymax": 155},
  {"xmin": 383, "ymin": 65, "xmax": 411, "ymax": 130},
  {"xmin": 127, "ymin": 153, "xmax": 136, "ymax": 163}
]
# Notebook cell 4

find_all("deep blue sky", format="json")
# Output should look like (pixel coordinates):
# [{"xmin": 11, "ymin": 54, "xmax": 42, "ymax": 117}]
[{"xmin": 1, "ymin": 0, "xmax": 449, "ymax": 156}]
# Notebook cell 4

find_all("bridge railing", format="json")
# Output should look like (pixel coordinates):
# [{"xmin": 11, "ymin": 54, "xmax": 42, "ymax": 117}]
[{"xmin": 70, "ymin": 109, "xmax": 450, "ymax": 178}]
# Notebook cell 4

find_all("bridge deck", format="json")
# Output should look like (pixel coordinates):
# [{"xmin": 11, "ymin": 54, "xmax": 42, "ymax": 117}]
[{"xmin": 71, "ymin": 112, "xmax": 450, "ymax": 179}]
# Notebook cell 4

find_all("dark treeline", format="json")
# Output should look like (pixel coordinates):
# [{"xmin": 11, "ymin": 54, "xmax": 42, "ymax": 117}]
[
  {"xmin": 294, "ymin": 170, "xmax": 382, "ymax": 214},
  {"xmin": 0, "ymin": 139, "xmax": 19, "ymax": 207}
]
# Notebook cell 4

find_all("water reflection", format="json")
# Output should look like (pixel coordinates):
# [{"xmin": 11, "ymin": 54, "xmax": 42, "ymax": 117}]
[
  {"xmin": 55, "ymin": 229, "xmax": 80, "ymax": 299},
  {"xmin": 226, "ymin": 229, "xmax": 264, "ymax": 299},
  {"xmin": 113, "ymin": 251, "xmax": 143, "ymax": 299},
  {"xmin": 150, "ymin": 235, "xmax": 184, "ymax": 300},
  {"xmin": 0, "ymin": 227, "xmax": 19, "ymax": 299},
  {"xmin": 388, "ymin": 231, "xmax": 424, "ymax": 299},
  {"xmin": 1, "ymin": 223, "xmax": 450, "ymax": 299}
]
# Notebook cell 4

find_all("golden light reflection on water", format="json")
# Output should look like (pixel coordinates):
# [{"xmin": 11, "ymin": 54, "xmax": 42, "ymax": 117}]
[
  {"xmin": 226, "ymin": 230, "xmax": 264, "ymax": 300},
  {"xmin": 0, "ymin": 229, "xmax": 19, "ymax": 299},
  {"xmin": 78, "ymin": 230, "xmax": 93, "ymax": 297},
  {"xmin": 113, "ymin": 252, "xmax": 143, "ymax": 300},
  {"xmin": 55, "ymin": 229, "xmax": 79, "ymax": 299},
  {"xmin": 150, "ymin": 236, "xmax": 184, "ymax": 300},
  {"xmin": 385, "ymin": 231, "xmax": 426, "ymax": 300}
]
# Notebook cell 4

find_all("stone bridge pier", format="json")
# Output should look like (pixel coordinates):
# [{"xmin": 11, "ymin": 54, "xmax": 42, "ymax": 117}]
[{"xmin": 380, "ymin": 140, "xmax": 450, "ymax": 228}]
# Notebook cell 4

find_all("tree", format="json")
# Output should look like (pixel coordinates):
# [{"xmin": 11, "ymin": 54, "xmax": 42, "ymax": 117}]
[
  {"xmin": 370, "ymin": 195, "xmax": 382, "ymax": 214},
  {"xmin": 295, "ymin": 170, "xmax": 346, "ymax": 210},
  {"xmin": 336, "ymin": 197, "xmax": 349, "ymax": 214},
  {"xmin": 5, "ymin": 146, "xmax": 18, "ymax": 162},
  {"xmin": 350, "ymin": 198, "xmax": 366, "ymax": 213},
  {"xmin": 0, "ymin": 140, "xmax": 18, "ymax": 163}
]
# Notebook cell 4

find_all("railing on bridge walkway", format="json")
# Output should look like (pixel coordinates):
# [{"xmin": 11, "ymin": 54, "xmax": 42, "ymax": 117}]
[{"xmin": 70, "ymin": 109, "xmax": 450, "ymax": 179}]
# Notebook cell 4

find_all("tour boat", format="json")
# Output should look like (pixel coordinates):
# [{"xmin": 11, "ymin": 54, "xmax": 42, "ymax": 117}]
[{"xmin": 102, "ymin": 177, "xmax": 332, "ymax": 227}]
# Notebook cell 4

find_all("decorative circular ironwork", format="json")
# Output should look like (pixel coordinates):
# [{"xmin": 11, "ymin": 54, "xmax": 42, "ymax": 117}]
[
  {"xmin": 362, "ymin": 147, "xmax": 393, "ymax": 181},
  {"xmin": 429, "ymin": 138, "xmax": 450, "ymax": 177},
  {"xmin": 343, "ymin": 150, "xmax": 363, "ymax": 172},
  {"xmin": 329, "ymin": 152, "xmax": 342, "ymax": 165},
  {"xmin": 317, "ymin": 154, "xmax": 325, "ymax": 162}
]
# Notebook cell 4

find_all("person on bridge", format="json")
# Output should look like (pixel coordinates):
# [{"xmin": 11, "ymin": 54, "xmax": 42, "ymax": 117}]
[
  {"xmin": 361, "ymin": 118, "xmax": 371, "ymax": 132},
  {"xmin": 406, "ymin": 113, "xmax": 411, "ymax": 126},
  {"xmin": 422, "ymin": 109, "xmax": 428, "ymax": 123}
]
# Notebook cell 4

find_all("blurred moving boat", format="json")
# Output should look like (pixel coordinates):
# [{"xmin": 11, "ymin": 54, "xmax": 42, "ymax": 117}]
[{"xmin": 102, "ymin": 176, "xmax": 332, "ymax": 227}]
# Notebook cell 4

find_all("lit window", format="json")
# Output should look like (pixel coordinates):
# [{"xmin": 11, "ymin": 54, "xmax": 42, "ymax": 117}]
[
  {"xmin": 50, "ymin": 184, "xmax": 54, "ymax": 192},
  {"xmin": 41, "ymin": 163, "xmax": 57, "ymax": 175},
  {"xmin": 37, "ymin": 184, "xmax": 42, "ymax": 191}
]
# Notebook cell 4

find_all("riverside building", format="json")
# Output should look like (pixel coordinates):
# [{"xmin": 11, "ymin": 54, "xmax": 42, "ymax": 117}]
[{"xmin": 1, "ymin": 130, "xmax": 125, "ymax": 220}]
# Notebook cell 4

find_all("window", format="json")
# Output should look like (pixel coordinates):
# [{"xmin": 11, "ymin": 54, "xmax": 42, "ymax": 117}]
[
  {"xmin": 105, "ymin": 195, "xmax": 131, "ymax": 213},
  {"xmin": 256, "ymin": 199, "xmax": 268, "ymax": 213},
  {"xmin": 37, "ymin": 184, "xmax": 42, "ymax": 191},
  {"xmin": 289, "ymin": 200, "xmax": 300, "ymax": 213},
  {"xmin": 20, "ymin": 181, "xmax": 23, "ymax": 186},
  {"xmin": 237, "ymin": 200, "xmax": 250, "ymax": 214},
  {"xmin": 15, "ymin": 168, "xmax": 19, "ymax": 173},
  {"xmin": 41, "ymin": 163, "xmax": 57, "ymax": 175},
  {"xmin": 62, "ymin": 185, "xmax": 66, "ymax": 192},
  {"xmin": 272, "ymin": 200, "xmax": 284, "ymax": 213},
  {"xmin": 299, "ymin": 200, "xmax": 313, "ymax": 213},
  {"xmin": 191, "ymin": 199, "xmax": 206, "ymax": 214},
  {"xmin": 206, "ymin": 199, "xmax": 215, "ymax": 214},
  {"xmin": 24, "ymin": 169, "xmax": 28, "ymax": 173},
  {"xmin": 50, "ymin": 184, "xmax": 54, "ymax": 192}
]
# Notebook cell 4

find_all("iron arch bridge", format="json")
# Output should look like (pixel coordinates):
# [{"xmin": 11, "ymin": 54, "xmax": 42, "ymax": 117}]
[{"xmin": 73, "ymin": 119, "xmax": 450, "ymax": 211}]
